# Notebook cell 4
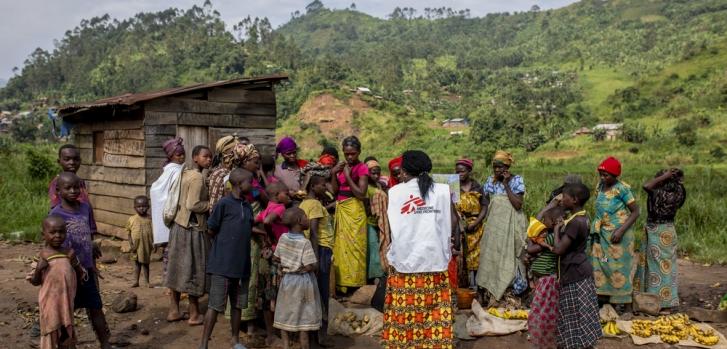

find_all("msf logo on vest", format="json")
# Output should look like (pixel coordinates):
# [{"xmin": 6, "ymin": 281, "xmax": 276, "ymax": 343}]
[{"xmin": 400, "ymin": 195, "xmax": 426, "ymax": 214}]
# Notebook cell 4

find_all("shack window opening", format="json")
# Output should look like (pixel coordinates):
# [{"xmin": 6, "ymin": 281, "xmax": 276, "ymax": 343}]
[{"xmin": 93, "ymin": 132, "xmax": 104, "ymax": 164}]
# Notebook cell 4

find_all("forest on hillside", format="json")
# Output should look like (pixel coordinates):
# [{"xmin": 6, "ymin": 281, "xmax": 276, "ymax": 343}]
[{"xmin": 2, "ymin": 0, "xmax": 727, "ymax": 157}]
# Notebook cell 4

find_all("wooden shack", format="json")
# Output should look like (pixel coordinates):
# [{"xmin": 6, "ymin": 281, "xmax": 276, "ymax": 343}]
[{"xmin": 57, "ymin": 75, "xmax": 288, "ymax": 239}]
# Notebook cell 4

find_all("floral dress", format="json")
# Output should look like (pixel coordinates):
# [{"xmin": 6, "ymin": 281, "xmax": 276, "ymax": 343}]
[{"xmin": 590, "ymin": 181, "xmax": 637, "ymax": 304}]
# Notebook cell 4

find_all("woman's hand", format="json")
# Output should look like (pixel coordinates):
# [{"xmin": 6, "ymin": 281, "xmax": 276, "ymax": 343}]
[
  {"xmin": 611, "ymin": 228, "xmax": 624, "ymax": 244},
  {"xmin": 466, "ymin": 223, "xmax": 477, "ymax": 233},
  {"xmin": 332, "ymin": 162, "xmax": 345, "ymax": 175},
  {"xmin": 344, "ymin": 163, "xmax": 352, "ymax": 177},
  {"xmin": 502, "ymin": 170, "xmax": 513, "ymax": 184}
]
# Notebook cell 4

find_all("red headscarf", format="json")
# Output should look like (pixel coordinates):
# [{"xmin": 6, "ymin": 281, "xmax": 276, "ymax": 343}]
[
  {"xmin": 456, "ymin": 158, "xmax": 474, "ymax": 170},
  {"xmin": 388, "ymin": 156, "xmax": 403, "ymax": 187},
  {"xmin": 598, "ymin": 156, "xmax": 622, "ymax": 177},
  {"xmin": 318, "ymin": 154, "xmax": 337, "ymax": 167}
]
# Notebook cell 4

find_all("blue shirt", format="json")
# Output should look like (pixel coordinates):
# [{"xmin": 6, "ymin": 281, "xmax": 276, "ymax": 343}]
[
  {"xmin": 483, "ymin": 175, "xmax": 526, "ymax": 196},
  {"xmin": 207, "ymin": 195, "xmax": 253, "ymax": 278},
  {"xmin": 50, "ymin": 203, "xmax": 97, "ymax": 270}
]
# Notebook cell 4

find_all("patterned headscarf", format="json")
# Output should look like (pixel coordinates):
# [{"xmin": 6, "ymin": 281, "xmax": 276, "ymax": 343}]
[
  {"xmin": 162, "ymin": 137, "xmax": 184, "ymax": 165},
  {"xmin": 215, "ymin": 135, "xmax": 239, "ymax": 167},
  {"xmin": 492, "ymin": 150, "xmax": 513, "ymax": 166},
  {"xmin": 235, "ymin": 143, "xmax": 260, "ymax": 164}
]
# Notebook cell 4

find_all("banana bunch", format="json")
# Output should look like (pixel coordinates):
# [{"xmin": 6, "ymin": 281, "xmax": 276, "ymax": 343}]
[
  {"xmin": 333, "ymin": 311, "xmax": 371, "ymax": 334},
  {"xmin": 692, "ymin": 327, "xmax": 720, "ymax": 346},
  {"xmin": 487, "ymin": 307, "xmax": 528, "ymax": 320},
  {"xmin": 602, "ymin": 321, "xmax": 621, "ymax": 336},
  {"xmin": 630, "ymin": 313, "xmax": 719, "ymax": 346}
]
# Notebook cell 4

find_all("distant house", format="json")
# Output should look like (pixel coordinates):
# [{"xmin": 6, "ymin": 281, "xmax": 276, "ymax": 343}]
[
  {"xmin": 57, "ymin": 75, "xmax": 288, "ymax": 239},
  {"xmin": 442, "ymin": 118, "xmax": 469, "ymax": 128},
  {"xmin": 356, "ymin": 87, "xmax": 371, "ymax": 94},
  {"xmin": 593, "ymin": 123, "xmax": 623, "ymax": 141},
  {"xmin": 572, "ymin": 127, "xmax": 593, "ymax": 136}
]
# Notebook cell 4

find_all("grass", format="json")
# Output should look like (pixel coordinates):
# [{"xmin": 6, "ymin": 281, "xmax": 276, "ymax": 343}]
[{"xmin": 0, "ymin": 141, "xmax": 58, "ymax": 241}]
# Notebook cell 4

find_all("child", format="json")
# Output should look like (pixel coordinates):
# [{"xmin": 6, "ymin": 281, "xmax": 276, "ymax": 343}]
[
  {"xmin": 552, "ymin": 183, "xmax": 602, "ymax": 349},
  {"xmin": 199, "ymin": 169, "xmax": 254, "ymax": 349},
  {"xmin": 526, "ymin": 206, "xmax": 565, "ymax": 349},
  {"xmin": 29, "ymin": 215, "xmax": 87, "ymax": 349},
  {"xmin": 364, "ymin": 158, "xmax": 386, "ymax": 281},
  {"xmin": 274, "ymin": 207, "xmax": 322, "ymax": 349},
  {"xmin": 50, "ymin": 172, "xmax": 112, "ymax": 349},
  {"xmin": 298, "ymin": 176, "xmax": 334, "ymax": 315},
  {"xmin": 256, "ymin": 181, "xmax": 290, "ymax": 345},
  {"xmin": 49, "ymin": 144, "xmax": 89, "ymax": 208},
  {"xmin": 126, "ymin": 195, "xmax": 153, "ymax": 288}
]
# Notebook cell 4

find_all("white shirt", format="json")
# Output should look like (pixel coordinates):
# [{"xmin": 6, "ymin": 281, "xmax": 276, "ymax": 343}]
[{"xmin": 386, "ymin": 178, "xmax": 452, "ymax": 273}]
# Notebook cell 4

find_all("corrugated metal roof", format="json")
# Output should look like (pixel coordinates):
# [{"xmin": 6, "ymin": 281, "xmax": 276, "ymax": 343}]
[{"xmin": 58, "ymin": 74, "xmax": 288, "ymax": 114}]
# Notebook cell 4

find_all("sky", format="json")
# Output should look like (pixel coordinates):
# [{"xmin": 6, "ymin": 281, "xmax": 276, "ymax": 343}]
[{"xmin": 0, "ymin": 0, "xmax": 577, "ymax": 80}]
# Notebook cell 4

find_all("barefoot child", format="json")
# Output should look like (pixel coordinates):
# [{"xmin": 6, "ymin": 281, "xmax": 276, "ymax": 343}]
[
  {"xmin": 526, "ymin": 206, "xmax": 565, "ymax": 349},
  {"xmin": 199, "ymin": 169, "xmax": 255, "ymax": 349},
  {"xmin": 29, "ymin": 215, "xmax": 87, "ymax": 349},
  {"xmin": 49, "ymin": 144, "xmax": 88, "ymax": 208},
  {"xmin": 552, "ymin": 183, "xmax": 602, "ymax": 349},
  {"xmin": 274, "ymin": 207, "xmax": 322, "ymax": 349},
  {"xmin": 255, "ymin": 182, "xmax": 290, "ymax": 346},
  {"xmin": 50, "ymin": 172, "xmax": 112, "ymax": 349},
  {"xmin": 126, "ymin": 195, "xmax": 153, "ymax": 288}
]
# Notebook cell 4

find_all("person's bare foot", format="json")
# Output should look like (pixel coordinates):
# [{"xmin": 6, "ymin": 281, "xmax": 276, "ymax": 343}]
[
  {"xmin": 187, "ymin": 314, "xmax": 204, "ymax": 326},
  {"xmin": 166, "ymin": 311, "xmax": 187, "ymax": 322},
  {"xmin": 131, "ymin": 282, "xmax": 139, "ymax": 288}
]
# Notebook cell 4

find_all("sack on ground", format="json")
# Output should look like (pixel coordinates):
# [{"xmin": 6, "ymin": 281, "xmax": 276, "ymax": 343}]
[
  {"xmin": 327, "ymin": 299, "xmax": 383, "ymax": 337},
  {"xmin": 349, "ymin": 285, "xmax": 377, "ymax": 305},
  {"xmin": 466, "ymin": 299, "xmax": 527, "ymax": 337}
]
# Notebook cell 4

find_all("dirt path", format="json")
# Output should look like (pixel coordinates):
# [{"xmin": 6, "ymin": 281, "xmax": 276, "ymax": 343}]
[{"xmin": 1, "ymin": 241, "xmax": 725, "ymax": 349}]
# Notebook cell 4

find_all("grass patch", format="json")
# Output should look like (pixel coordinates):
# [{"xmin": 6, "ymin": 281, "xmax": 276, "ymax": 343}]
[{"xmin": 0, "ymin": 140, "xmax": 59, "ymax": 241}]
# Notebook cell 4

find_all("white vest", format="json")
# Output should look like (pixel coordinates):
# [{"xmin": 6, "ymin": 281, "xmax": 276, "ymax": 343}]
[{"xmin": 386, "ymin": 178, "xmax": 452, "ymax": 273}]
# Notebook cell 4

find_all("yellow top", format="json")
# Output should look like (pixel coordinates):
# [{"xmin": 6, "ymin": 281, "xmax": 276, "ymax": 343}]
[{"xmin": 298, "ymin": 198, "xmax": 334, "ymax": 248}]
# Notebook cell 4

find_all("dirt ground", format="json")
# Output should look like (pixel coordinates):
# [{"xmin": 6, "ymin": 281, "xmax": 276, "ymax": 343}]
[{"xmin": 1, "ymin": 240, "xmax": 725, "ymax": 349}]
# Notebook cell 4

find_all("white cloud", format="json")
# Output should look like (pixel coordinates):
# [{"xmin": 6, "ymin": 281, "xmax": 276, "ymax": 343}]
[{"xmin": 0, "ymin": 0, "xmax": 576, "ymax": 78}]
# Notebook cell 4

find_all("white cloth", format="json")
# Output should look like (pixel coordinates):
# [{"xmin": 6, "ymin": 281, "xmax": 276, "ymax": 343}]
[
  {"xmin": 150, "ymin": 163, "xmax": 184, "ymax": 244},
  {"xmin": 386, "ymin": 178, "xmax": 452, "ymax": 273}
]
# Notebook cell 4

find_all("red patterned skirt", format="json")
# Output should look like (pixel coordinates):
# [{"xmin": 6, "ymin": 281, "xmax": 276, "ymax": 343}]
[
  {"xmin": 528, "ymin": 274, "xmax": 559, "ymax": 349},
  {"xmin": 382, "ymin": 270, "xmax": 454, "ymax": 349}
]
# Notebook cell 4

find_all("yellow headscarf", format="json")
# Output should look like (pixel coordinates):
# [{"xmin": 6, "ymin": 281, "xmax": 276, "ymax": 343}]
[
  {"xmin": 492, "ymin": 150, "xmax": 514, "ymax": 166},
  {"xmin": 235, "ymin": 143, "xmax": 260, "ymax": 164},
  {"xmin": 215, "ymin": 135, "xmax": 239, "ymax": 167}
]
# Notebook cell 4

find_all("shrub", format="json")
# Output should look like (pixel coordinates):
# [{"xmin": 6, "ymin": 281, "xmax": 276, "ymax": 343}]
[
  {"xmin": 593, "ymin": 128, "xmax": 606, "ymax": 141},
  {"xmin": 629, "ymin": 147, "xmax": 639, "ymax": 154},
  {"xmin": 10, "ymin": 113, "xmax": 40, "ymax": 143},
  {"xmin": 623, "ymin": 122, "xmax": 647, "ymax": 143},
  {"xmin": 673, "ymin": 119, "xmax": 697, "ymax": 146},
  {"xmin": 25, "ymin": 147, "xmax": 56, "ymax": 180},
  {"xmin": 710, "ymin": 147, "xmax": 726, "ymax": 161}
]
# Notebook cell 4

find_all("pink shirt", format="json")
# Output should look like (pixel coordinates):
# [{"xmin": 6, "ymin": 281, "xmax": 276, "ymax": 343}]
[
  {"xmin": 336, "ymin": 162, "xmax": 369, "ymax": 201},
  {"xmin": 256, "ymin": 201, "xmax": 287, "ymax": 250}
]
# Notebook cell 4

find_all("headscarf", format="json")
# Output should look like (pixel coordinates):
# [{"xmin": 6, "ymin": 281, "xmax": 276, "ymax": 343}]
[
  {"xmin": 319, "ymin": 154, "xmax": 337, "ymax": 167},
  {"xmin": 456, "ymin": 158, "xmax": 474, "ymax": 170},
  {"xmin": 235, "ymin": 143, "xmax": 260, "ymax": 164},
  {"xmin": 366, "ymin": 159, "xmax": 381, "ymax": 169},
  {"xmin": 300, "ymin": 162, "xmax": 332, "ymax": 192},
  {"xmin": 492, "ymin": 150, "xmax": 513, "ymax": 166},
  {"xmin": 402, "ymin": 150, "xmax": 434, "ymax": 200},
  {"xmin": 215, "ymin": 135, "xmax": 239, "ymax": 168},
  {"xmin": 276, "ymin": 137, "xmax": 298, "ymax": 155},
  {"xmin": 388, "ymin": 156, "xmax": 403, "ymax": 187},
  {"xmin": 598, "ymin": 156, "xmax": 621, "ymax": 177},
  {"xmin": 163, "ymin": 137, "xmax": 184, "ymax": 165}
]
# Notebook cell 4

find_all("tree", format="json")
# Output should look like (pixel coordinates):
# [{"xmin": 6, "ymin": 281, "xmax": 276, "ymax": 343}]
[
  {"xmin": 305, "ymin": 0, "xmax": 324, "ymax": 14},
  {"xmin": 350, "ymin": 3, "xmax": 356, "ymax": 10},
  {"xmin": 531, "ymin": 5, "xmax": 541, "ymax": 12}
]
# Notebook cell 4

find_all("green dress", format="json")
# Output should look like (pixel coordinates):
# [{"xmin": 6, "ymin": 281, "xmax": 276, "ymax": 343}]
[{"xmin": 590, "ymin": 181, "xmax": 637, "ymax": 304}]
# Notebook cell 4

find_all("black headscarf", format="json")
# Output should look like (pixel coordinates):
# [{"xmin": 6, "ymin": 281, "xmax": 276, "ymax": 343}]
[{"xmin": 402, "ymin": 150, "xmax": 434, "ymax": 200}]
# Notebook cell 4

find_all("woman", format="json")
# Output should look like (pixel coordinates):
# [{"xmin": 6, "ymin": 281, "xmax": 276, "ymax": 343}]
[
  {"xmin": 382, "ymin": 150, "xmax": 455, "ymax": 349},
  {"xmin": 331, "ymin": 136, "xmax": 369, "ymax": 291},
  {"xmin": 454, "ymin": 158, "xmax": 487, "ymax": 289},
  {"xmin": 208, "ymin": 135, "xmax": 240, "ymax": 211},
  {"xmin": 476, "ymin": 150, "xmax": 528, "ymax": 302},
  {"xmin": 165, "ymin": 145, "xmax": 213, "ymax": 326},
  {"xmin": 640, "ymin": 168, "xmax": 685, "ymax": 310},
  {"xmin": 387, "ymin": 156, "xmax": 403, "ymax": 188},
  {"xmin": 590, "ymin": 156, "xmax": 640, "ymax": 311},
  {"xmin": 236, "ymin": 143, "xmax": 269, "ymax": 337},
  {"xmin": 365, "ymin": 158, "xmax": 386, "ymax": 281},
  {"xmin": 273, "ymin": 137, "xmax": 308, "ymax": 194}
]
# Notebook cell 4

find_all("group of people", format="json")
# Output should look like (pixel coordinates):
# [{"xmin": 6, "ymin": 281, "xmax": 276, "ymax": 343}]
[{"xmin": 27, "ymin": 133, "xmax": 687, "ymax": 349}]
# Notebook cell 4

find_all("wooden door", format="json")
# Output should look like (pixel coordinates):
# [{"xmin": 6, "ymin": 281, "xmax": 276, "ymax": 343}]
[{"xmin": 177, "ymin": 126, "xmax": 209, "ymax": 166}]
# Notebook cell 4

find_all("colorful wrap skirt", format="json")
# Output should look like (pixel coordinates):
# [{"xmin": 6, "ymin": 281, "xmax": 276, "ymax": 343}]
[
  {"xmin": 528, "ymin": 274, "xmax": 559, "ymax": 349},
  {"xmin": 636, "ymin": 222, "xmax": 679, "ymax": 308},
  {"xmin": 333, "ymin": 198, "xmax": 368, "ymax": 288},
  {"xmin": 382, "ymin": 271, "xmax": 454, "ymax": 349}
]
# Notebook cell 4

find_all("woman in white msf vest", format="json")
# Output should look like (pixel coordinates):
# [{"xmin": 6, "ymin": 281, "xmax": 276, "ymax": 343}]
[{"xmin": 381, "ymin": 150, "xmax": 457, "ymax": 349}]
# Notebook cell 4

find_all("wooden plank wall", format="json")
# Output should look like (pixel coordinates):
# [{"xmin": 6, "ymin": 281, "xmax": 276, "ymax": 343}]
[
  {"xmin": 144, "ymin": 123, "xmax": 177, "ymax": 190},
  {"xmin": 73, "ymin": 114, "xmax": 145, "ymax": 239}
]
